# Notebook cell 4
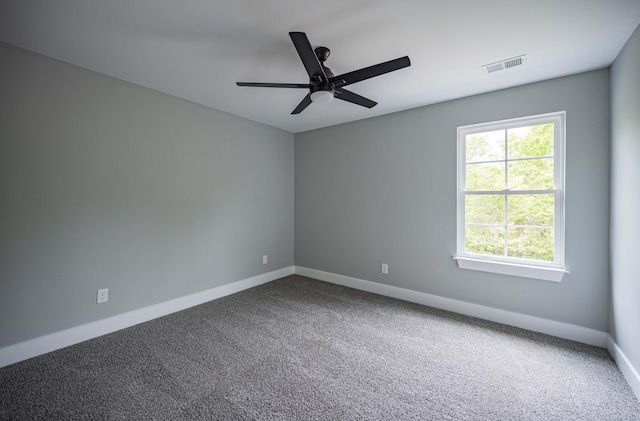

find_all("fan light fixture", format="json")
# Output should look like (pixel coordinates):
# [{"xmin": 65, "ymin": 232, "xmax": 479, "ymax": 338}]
[{"xmin": 310, "ymin": 90, "xmax": 334, "ymax": 104}]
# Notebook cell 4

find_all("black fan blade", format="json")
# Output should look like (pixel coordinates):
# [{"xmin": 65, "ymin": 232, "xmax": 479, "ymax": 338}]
[
  {"xmin": 292, "ymin": 93, "xmax": 312, "ymax": 114},
  {"xmin": 237, "ymin": 82, "xmax": 310, "ymax": 88},
  {"xmin": 335, "ymin": 88, "xmax": 377, "ymax": 108},
  {"xmin": 331, "ymin": 56, "xmax": 410, "ymax": 87},
  {"xmin": 289, "ymin": 32, "xmax": 328, "ymax": 83}
]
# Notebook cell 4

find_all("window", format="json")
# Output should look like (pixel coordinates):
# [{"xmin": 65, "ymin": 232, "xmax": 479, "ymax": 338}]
[{"xmin": 455, "ymin": 112, "xmax": 567, "ymax": 282}]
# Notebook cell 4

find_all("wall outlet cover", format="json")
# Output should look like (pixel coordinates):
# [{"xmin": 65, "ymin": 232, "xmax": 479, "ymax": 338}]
[{"xmin": 97, "ymin": 288, "xmax": 108, "ymax": 304}]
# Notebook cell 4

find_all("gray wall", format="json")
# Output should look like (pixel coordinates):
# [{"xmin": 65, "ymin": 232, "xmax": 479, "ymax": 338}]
[
  {"xmin": 610, "ymin": 24, "xmax": 640, "ymax": 376},
  {"xmin": 0, "ymin": 43, "xmax": 294, "ymax": 348},
  {"xmin": 296, "ymin": 69, "xmax": 610, "ymax": 331}
]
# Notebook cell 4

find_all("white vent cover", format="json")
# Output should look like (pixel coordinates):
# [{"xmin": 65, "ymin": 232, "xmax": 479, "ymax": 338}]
[{"xmin": 482, "ymin": 55, "xmax": 527, "ymax": 74}]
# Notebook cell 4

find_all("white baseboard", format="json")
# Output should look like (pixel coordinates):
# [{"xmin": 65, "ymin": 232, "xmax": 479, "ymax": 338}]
[
  {"xmin": 4, "ymin": 266, "xmax": 637, "ymax": 401},
  {"xmin": 0, "ymin": 266, "xmax": 295, "ymax": 368},
  {"xmin": 295, "ymin": 266, "xmax": 607, "ymax": 348},
  {"xmin": 607, "ymin": 334, "xmax": 640, "ymax": 401}
]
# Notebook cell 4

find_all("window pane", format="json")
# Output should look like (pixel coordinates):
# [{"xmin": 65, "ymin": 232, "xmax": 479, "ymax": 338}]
[
  {"xmin": 508, "ymin": 194, "xmax": 554, "ymax": 227},
  {"xmin": 507, "ymin": 227, "xmax": 554, "ymax": 261},
  {"xmin": 507, "ymin": 158, "xmax": 553, "ymax": 190},
  {"xmin": 465, "ymin": 225, "xmax": 505, "ymax": 256},
  {"xmin": 466, "ymin": 162, "xmax": 505, "ymax": 191},
  {"xmin": 466, "ymin": 130, "xmax": 505, "ymax": 163},
  {"xmin": 465, "ymin": 195, "xmax": 504, "ymax": 225},
  {"xmin": 507, "ymin": 124, "xmax": 554, "ymax": 159}
]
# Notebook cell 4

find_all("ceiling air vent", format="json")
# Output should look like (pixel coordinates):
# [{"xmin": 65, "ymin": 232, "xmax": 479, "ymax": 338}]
[{"xmin": 482, "ymin": 55, "xmax": 527, "ymax": 74}]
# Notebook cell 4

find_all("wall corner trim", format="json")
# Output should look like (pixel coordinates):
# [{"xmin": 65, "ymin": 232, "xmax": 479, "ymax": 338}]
[
  {"xmin": 0, "ymin": 266, "xmax": 295, "ymax": 368},
  {"xmin": 607, "ymin": 334, "xmax": 640, "ymax": 401},
  {"xmin": 294, "ymin": 266, "xmax": 607, "ymax": 348}
]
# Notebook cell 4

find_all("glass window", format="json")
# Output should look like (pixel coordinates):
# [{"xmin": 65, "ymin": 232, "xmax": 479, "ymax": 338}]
[{"xmin": 456, "ymin": 112, "xmax": 566, "ymax": 281}]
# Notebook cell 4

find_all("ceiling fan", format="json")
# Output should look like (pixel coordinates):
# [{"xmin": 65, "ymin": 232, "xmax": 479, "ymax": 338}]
[{"xmin": 236, "ymin": 32, "xmax": 411, "ymax": 115}]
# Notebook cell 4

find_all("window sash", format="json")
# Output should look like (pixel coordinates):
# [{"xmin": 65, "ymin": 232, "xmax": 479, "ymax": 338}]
[{"xmin": 461, "ymin": 190, "xmax": 561, "ymax": 267}]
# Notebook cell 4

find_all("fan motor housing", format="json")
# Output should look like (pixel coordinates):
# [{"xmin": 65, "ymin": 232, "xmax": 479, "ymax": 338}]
[{"xmin": 310, "ymin": 84, "xmax": 334, "ymax": 97}]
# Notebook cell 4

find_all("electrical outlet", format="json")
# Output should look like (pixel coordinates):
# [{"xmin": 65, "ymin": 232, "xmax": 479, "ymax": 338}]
[
  {"xmin": 97, "ymin": 288, "xmax": 108, "ymax": 304},
  {"xmin": 263, "ymin": 255, "xmax": 268, "ymax": 264},
  {"xmin": 381, "ymin": 263, "xmax": 389, "ymax": 274}
]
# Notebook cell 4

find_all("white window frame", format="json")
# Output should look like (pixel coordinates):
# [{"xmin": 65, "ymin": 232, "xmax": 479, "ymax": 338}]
[{"xmin": 455, "ymin": 112, "xmax": 568, "ymax": 282}]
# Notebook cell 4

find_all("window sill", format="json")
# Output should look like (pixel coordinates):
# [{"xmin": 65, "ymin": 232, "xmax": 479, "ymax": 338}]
[{"xmin": 453, "ymin": 256, "xmax": 568, "ymax": 282}]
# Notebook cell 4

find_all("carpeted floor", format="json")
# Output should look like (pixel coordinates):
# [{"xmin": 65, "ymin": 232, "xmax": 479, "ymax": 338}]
[{"xmin": 1, "ymin": 275, "xmax": 639, "ymax": 420}]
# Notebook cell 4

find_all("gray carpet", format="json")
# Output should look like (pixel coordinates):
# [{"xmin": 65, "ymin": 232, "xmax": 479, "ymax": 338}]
[{"xmin": 1, "ymin": 275, "xmax": 638, "ymax": 420}]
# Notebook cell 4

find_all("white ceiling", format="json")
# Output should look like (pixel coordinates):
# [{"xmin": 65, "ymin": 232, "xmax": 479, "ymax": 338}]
[{"xmin": 1, "ymin": 0, "xmax": 639, "ymax": 134}]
